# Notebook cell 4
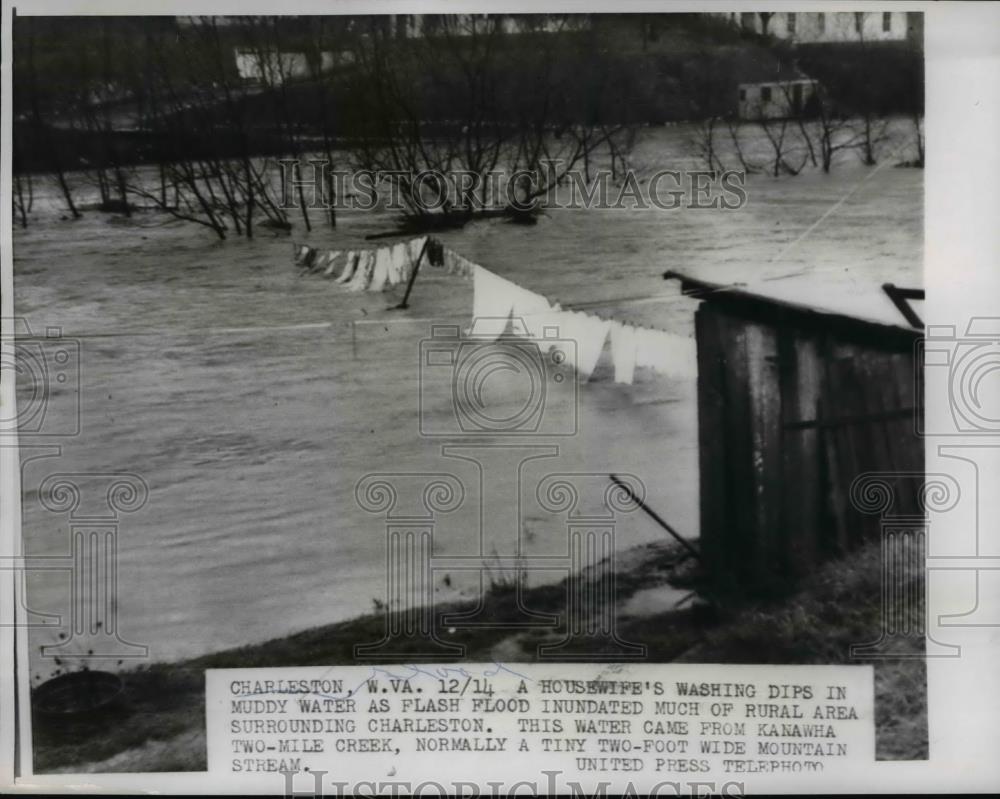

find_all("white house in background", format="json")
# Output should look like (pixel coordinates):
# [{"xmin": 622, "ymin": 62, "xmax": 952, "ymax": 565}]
[
  {"xmin": 233, "ymin": 49, "xmax": 352, "ymax": 85},
  {"xmin": 727, "ymin": 52, "xmax": 819, "ymax": 120},
  {"xmin": 719, "ymin": 11, "xmax": 916, "ymax": 44},
  {"xmin": 235, "ymin": 49, "xmax": 308, "ymax": 85},
  {"xmin": 739, "ymin": 77, "xmax": 818, "ymax": 120}
]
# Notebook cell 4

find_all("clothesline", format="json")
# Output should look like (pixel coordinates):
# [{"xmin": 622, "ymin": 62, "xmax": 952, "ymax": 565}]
[
  {"xmin": 293, "ymin": 237, "xmax": 699, "ymax": 384},
  {"xmin": 430, "ymin": 244, "xmax": 695, "ymax": 339},
  {"xmin": 293, "ymin": 237, "xmax": 815, "ymax": 321},
  {"xmin": 351, "ymin": 302, "xmax": 690, "ymax": 338},
  {"xmin": 295, "ymin": 239, "xmax": 687, "ymax": 336}
]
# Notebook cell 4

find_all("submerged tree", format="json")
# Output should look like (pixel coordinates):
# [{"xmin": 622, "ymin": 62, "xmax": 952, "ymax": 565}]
[
  {"xmin": 15, "ymin": 17, "xmax": 81, "ymax": 219},
  {"xmin": 344, "ymin": 15, "xmax": 640, "ymax": 224},
  {"xmin": 122, "ymin": 16, "xmax": 291, "ymax": 239}
]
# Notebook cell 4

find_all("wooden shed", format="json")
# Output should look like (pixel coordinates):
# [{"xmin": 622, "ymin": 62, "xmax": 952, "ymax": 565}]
[{"xmin": 665, "ymin": 271, "xmax": 923, "ymax": 596}]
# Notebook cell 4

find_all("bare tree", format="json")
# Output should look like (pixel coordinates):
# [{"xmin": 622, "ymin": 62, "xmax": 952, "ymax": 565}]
[
  {"xmin": 741, "ymin": 80, "xmax": 809, "ymax": 177},
  {"xmin": 236, "ymin": 17, "xmax": 315, "ymax": 231},
  {"xmin": 757, "ymin": 116, "xmax": 809, "ymax": 177},
  {"xmin": 123, "ymin": 17, "xmax": 290, "ymax": 239},
  {"xmin": 910, "ymin": 112, "xmax": 924, "ymax": 168},
  {"xmin": 778, "ymin": 82, "xmax": 818, "ymax": 168},
  {"xmin": 904, "ymin": 26, "xmax": 924, "ymax": 167},
  {"xmin": 724, "ymin": 119, "xmax": 764, "ymax": 174},
  {"xmin": 70, "ymin": 21, "xmax": 133, "ymax": 215},
  {"xmin": 851, "ymin": 13, "xmax": 891, "ymax": 166},
  {"xmin": 346, "ymin": 15, "xmax": 638, "ymax": 225},
  {"xmin": 855, "ymin": 110, "xmax": 890, "ymax": 166},
  {"xmin": 302, "ymin": 16, "xmax": 353, "ymax": 227},
  {"xmin": 684, "ymin": 51, "xmax": 733, "ymax": 172},
  {"xmin": 11, "ymin": 130, "xmax": 34, "ymax": 228},
  {"xmin": 811, "ymin": 84, "xmax": 861, "ymax": 173},
  {"xmin": 17, "ymin": 17, "xmax": 81, "ymax": 219},
  {"xmin": 12, "ymin": 173, "xmax": 32, "ymax": 229},
  {"xmin": 690, "ymin": 116, "xmax": 726, "ymax": 172}
]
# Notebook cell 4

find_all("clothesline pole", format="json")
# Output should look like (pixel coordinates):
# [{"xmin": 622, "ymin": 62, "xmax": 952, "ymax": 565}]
[
  {"xmin": 394, "ymin": 237, "xmax": 432, "ymax": 310},
  {"xmin": 608, "ymin": 473, "xmax": 702, "ymax": 563}
]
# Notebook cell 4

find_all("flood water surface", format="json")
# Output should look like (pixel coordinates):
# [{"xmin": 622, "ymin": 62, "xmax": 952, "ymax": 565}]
[{"xmin": 14, "ymin": 135, "xmax": 922, "ymax": 671}]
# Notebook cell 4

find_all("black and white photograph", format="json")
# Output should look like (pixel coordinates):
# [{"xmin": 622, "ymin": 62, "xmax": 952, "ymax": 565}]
[{"xmin": 1, "ymin": 2, "xmax": 999, "ymax": 795}]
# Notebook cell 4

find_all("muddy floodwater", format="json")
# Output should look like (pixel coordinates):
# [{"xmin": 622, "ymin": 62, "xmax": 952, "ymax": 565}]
[{"xmin": 13, "ymin": 126, "xmax": 922, "ymax": 673}]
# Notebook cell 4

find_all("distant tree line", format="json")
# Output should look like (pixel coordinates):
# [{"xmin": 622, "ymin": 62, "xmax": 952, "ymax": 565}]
[{"xmin": 11, "ymin": 13, "xmax": 923, "ymax": 235}]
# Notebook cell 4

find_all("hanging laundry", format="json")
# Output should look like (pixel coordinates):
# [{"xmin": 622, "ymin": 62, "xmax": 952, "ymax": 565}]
[
  {"xmin": 635, "ymin": 328, "xmax": 698, "ymax": 379},
  {"xmin": 522, "ymin": 303, "xmax": 565, "ymax": 353},
  {"xmin": 346, "ymin": 251, "xmax": 370, "ymax": 290},
  {"xmin": 407, "ymin": 236, "xmax": 429, "ymax": 268},
  {"xmin": 294, "ymin": 243, "xmax": 311, "ymax": 264},
  {"xmin": 426, "ymin": 238, "xmax": 445, "ymax": 267},
  {"xmin": 444, "ymin": 247, "xmax": 475, "ymax": 279},
  {"xmin": 610, "ymin": 322, "xmax": 639, "ymax": 385},
  {"xmin": 314, "ymin": 250, "xmax": 338, "ymax": 274},
  {"xmin": 579, "ymin": 312, "xmax": 613, "ymax": 379},
  {"xmin": 634, "ymin": 328, "xmax": 657, "ymax": 371},
  {"xmin": 385, "ymin": 243, "xmax": 400, "ymax": 286},
  {"xmin": 551, "ymin": 310, "xmax": 611, "ymax": 379},
  {"xmin": 461, "ymin": 253, "xmax": 476, "ymax": 279},
  {"xmin": 368, "ymin": 247, "xmax": 391, "ymax": 292},
  {"xmin": 335, "ymin": 251, "xmax": 358, "ymax": 284},
  {"xmin": 348, "ymin": 250, "xmax": 375, "ymax": 292},
  {"xmin": 388, "ymin": 242, "xmax": 408, "ymax": 286},
  {"xmin": 323, "ymin": 251, "xmax": 342, "ymax": 277},
  {"xmin": 443, "ymin": 247, "xmax": 461, "ymax": 276},
  {"xmin": 309, "ymin": 250, "xmax": 330, "ymax": 273},
  {"xmin": 509, "ymin": 283, "xmax": 554, "ymax": 340},
  {"xmin": 470, "ymin": 265, "xmax": 520, "ymax": 339},
  {"xmin": 298, "ymin": 245, "xmax": 319, "ymax": 268}
]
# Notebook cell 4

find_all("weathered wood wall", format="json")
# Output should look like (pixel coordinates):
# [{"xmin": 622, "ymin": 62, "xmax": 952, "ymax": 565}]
[{"xmin": 695, "ymin": 302, "xmax": 922, "ymax": 595}]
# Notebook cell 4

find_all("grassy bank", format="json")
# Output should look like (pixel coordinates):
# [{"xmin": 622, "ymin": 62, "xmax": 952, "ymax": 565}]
[{"xmin": 32, "ymin": 537, "xmax": 926, "ymax": 773}]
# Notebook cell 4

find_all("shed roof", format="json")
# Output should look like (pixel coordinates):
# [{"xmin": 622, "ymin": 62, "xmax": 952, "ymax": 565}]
[{"xmin": 664, "ymin": 270, "xmax": 921, "ymax": 350}]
